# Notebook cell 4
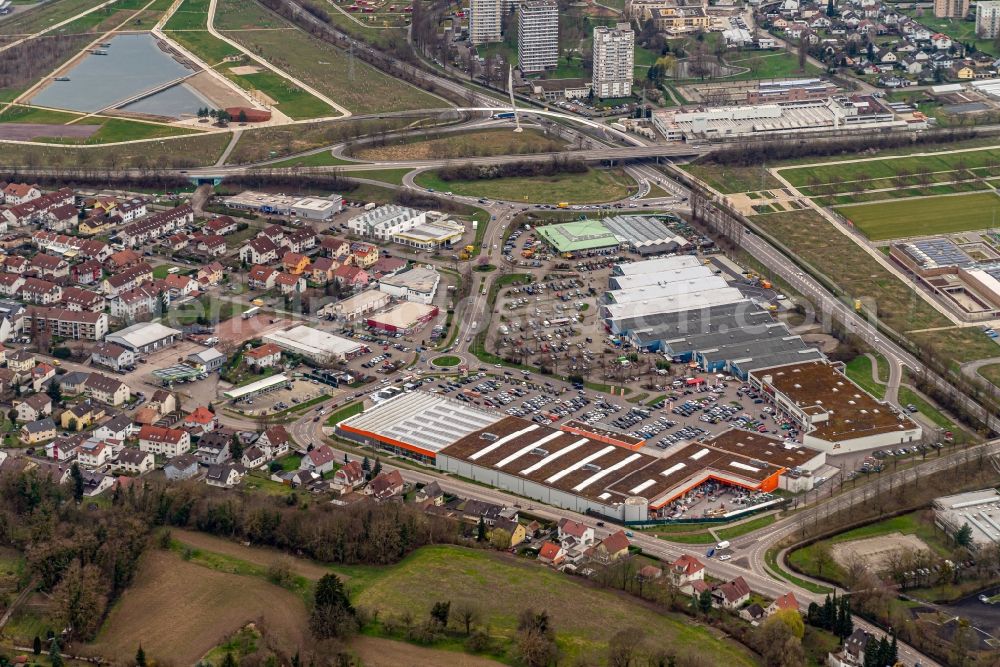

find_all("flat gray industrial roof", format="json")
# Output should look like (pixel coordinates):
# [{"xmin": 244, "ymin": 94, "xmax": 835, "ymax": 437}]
[
  {"xmin": 625, "ymin": 301, "xmax": 771, "ymax": 343},
  {"xmin": 700, "ymin": 333, "xmax": 809, "ymax": 366},
  {"xmin": 602, "ymin": 215, "xmax": 688, "ymax": 249},
  {"xmin": 605, "ymin": 275, "xmax": 729, "ymax": 304}
]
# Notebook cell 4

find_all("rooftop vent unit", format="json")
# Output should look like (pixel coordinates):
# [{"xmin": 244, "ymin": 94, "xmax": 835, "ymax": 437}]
[
  {"xmin": 530, "ymin": 448, "xmax": 549, "ymax": 456},
  {"xmin": 480, "ymin": 433, "xmax": 498, "ymax": 441},
  {"xmin": 582, "ymin": 463, "xmax": 602, "ymax": 472}
]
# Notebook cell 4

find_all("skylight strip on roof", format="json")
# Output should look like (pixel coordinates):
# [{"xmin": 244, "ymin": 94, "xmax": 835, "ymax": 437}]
[
  {"xmin": 730, "ymin": 461, "xmax": 760, "ymax": 472},
  {"xmin": 573, "ymin": 453, "xmax": 642, "ymax": 492},
  {"xmin": 661, "ymin": 462, "xmax": 686, "ymax": 477},
  {"xmin": 546, "ymin": 446, "xmax": 615, "ymax": 484},
  {"xmin": 495, "ymin": 431, "xmax": 564, "ymax": 469},
  {"xmin": 629, "ymin": 479, "xmax": 657, "ymax": 495},
  {"xmin": 469, "ymin": 423, "xmax": 539, "ymax": 460},
  {"xmin": 689, "ymin": 448, "xmax": 710, "ymax": 460},
  {"xmin": 520, "ymin": 438, "xmax": 589, "ymax": 474}
]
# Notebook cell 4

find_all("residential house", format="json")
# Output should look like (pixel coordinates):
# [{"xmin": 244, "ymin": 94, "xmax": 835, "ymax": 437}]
[
  {"xmin": 94, "ymin": 413, "xmax": 133, "ymax": 441},
  {"xmin": 34, "ymin": 459, "xmax": 72, "ymax": 483},
  {"xmin": 46, "ymin": 434, "xmax": 85, "ymax": 461},
  {"xmin": 240, "ymin": 237, "xmax": 280, "ymax": 265},
  {"xmin": 256, "ymin": 424, "xmax": 290, "ymax": 458},
  {"xmin": 712, "ymin": 576, "xmax": 752, "ymax": 610},
  {"xmin": 84, "ymin": 373, "xmax": 130, "ymax": 406},
  {"xmin": 102, "ymin": 263, "xmax": 153, "ymax": 297},
  {"xmin": 310, "ymin": 257, "xmax": 338, "ymax": 284},
  {"xmin": 493, "ymin": 517, "xmax": 527, "ymax": 547},
  {"xmin": 164, "ymin": 453, "xmax": 201, "ymax": 480},
  {"xmin": 205, "ymin": 216, "xmax": 239, "ymax": 235},
  {"xmin": 282, "ymin": 252, "xmax": 311, "ymax": 275},
  {"xmin": 333, "ymin": 265, "xmax": 369, "ymax": 289},
  {"xmin": 206, "ymin": 462, "xmax": 244, "ymax": 488},
  {"xmin": 138, "ymin": 425, "xmax": 191, "ymax": 457},
  {"xmin": 196, "ymin": 262, "xmax": 224, "ymax": 287},
  {"xmin": 31, "ymin": 362, "xmax": 55, "ymax": 392},
  {"xmin": 827, "ymin": 629, "xmax": 873, "ymax": 667},
  {"xmin": 15, "ymin": 393, "xmax": 52, "ymax": 422},
  {"xmin": 258, "ymin": 224, "xmax": 285, "ymax": 245},
  {"xmin": 590, "ymin": 530, "xmax": 630, "ymax": 564},
  {"xmin": 115, "ymin": 448, "xmax": 155, "ymax": 475},
  {"xmin": 670, "ymin": 555, "xmax": 706, "ymax": 592},
  {"xmin": 24, "ymin": 307, "xmax": 108, "ymax": 342},
  {"xmin": 7, "ymin": 350, "xmax": 35, "ymax": 376},
  {"xmin": 351, "ymin": 244, "xmax": 379, "ymax": 268},
  {"xmin": 283, "ymin": 228, "xmax": 316, "ymax": 253},
  {"xmin": 766, "ymin": 592, "xmax": 799, "ymax": 617},
  {"xmin": 321, "ymin": 236, "xmax": 351, "ymax": 261},
  {"xmin": 195, "ymin": 429, "xmax": 232, "ymax": 465},
  {"xmin": 0, "ymin": 274, "xmax": 24, "ymax": 297},
  {"xmin": 248, "ymin": 265, "xmax": 278, "ymax": 290},
  {"xmin": 414, "ymin": 480, "xmax": 443, "ymax": 505},
  {"xmin": 739, "ymin": 604, "xmax": 766, "ymax": 626},
  {"xmin": 245, "ymin": 343, "xmax": 282, "ymax": 369},
  {"xmin": 3, "ymin": 256, "xmax": 26, "ymax": 274},
  {"xmin": 91, "ymin": 342, "xmax": 135, "ymax": 372},
  {"xmin": 110, "ymin": 284, "xmax": 167, "ymax": 321},
  {"xmin": 20, "ymin": 277, "xmax": 62, "ymax": 305},
  {"xmin": 21, "ymin": 417, "xmax": 56, "ymax": 444},
  {"xmin": 149, "ymin": 389, "xmax": 177, "ymax": 415},
  {"xmin": 81, "ymin": 470, "xmax": 114, "ymax": 496},
  {"xmin": 537, "ymin": 541, "xmax": 565, "ymax": 566},
  {"xmin": 332, "ymin": 460, "xmax": 365, "ymax": 492},
  {"xmin": 275, "ymin": 272, "xmax": 306, "ymax": 295},
  {"xmin": 300, "ymin": 444, "xmax": 336, "ymax": 474},
  {"xmin": 105, "ymin": 249, "xmax": 143, "ymax": 272},
  {"xmin": 195, "ymin": 234, "xmax": 226, "ymax": 257},
  {"xmin": 61, "ymin": 287, "xmax": 106, "ymax": 313},
  {"xmin": 183, "ymin": 406, "xmax": 217, "ymax": 434},
  {"xmin": 367, "ymin": 469, "xmax": 404, "ymax": 501},
  {"xmin": 29, "ymin": 254, "xmax": 69, "ymax": 280},
  {"xmin": 163, "ymin": 274, "xmax": 199, "ymax": 298},
  {"xmin": 118, "ymin": 205, "xmax": 192, "ymax": 248},
  {"xmin": 58, "ymin": 371, "xmax": 90, "ymax": 395},
  {"xmin": 2, "ymin": 183, "xmax": 40, "ymax": 205},
  {"xmin": 60, "ymin": 401, "xmax": 104, "ymax": 431},
  {"xmin": 77, "ymin": 440, "xmax": 112, "ymax": 467},
  {"xmin": 557, "ymin": 518, "xmax": 595, "ymax": 546},
  {"xmin": 241, "ymin": 446, "xmax": 267, "ymax": 469}
]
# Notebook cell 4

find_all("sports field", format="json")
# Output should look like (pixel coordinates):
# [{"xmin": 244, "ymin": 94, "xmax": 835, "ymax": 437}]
[{"xmin": 835, "ymin": 191, "xmax": 1000, "ymax": 241}]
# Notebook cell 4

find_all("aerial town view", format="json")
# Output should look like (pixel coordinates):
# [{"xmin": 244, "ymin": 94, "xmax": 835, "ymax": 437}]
[{"xmin": 2, "ymin": 0, "xmax": 1000, "ymax": 663}]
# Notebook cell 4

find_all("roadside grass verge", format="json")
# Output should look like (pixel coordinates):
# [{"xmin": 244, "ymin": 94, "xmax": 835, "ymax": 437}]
[
  {"xmin": 414, "ymin": 168, "xmax": 636, "ymax": 204},
  {"xmin": 715, "ymin": 514, "xmax": 776, "ymax": 541},
  {"xmin": 843, "ymin": 355, "xmax": 886, "ymax": 400}
]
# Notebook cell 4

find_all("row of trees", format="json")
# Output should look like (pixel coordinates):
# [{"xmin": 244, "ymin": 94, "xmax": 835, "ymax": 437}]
[{"xmin": 438, "ymin": 158, "xmax": 588, "ymax": 182}]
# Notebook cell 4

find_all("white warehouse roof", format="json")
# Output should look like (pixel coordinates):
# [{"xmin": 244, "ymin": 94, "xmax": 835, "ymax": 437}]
[
  {"xmin": 339, "ymin": 391, "xmax": 503, "ymax": 455},
  {"xmin": 602, "ymin": 287, "xmax": 744, "ymax": 321},
  {"xmin": 105, "ymin": 322, "xmax": 182, "ymax": 350},
  {"xmin": 613, "ymin": 256, "xmax": 703, "ymax": 276},
  {"xmin": 264, "ymin": 326, "xmax": 362, "ymax": 360},
  {"xmin": 224, "ymin": 374, "xmax": 290, "ymax": 399}
]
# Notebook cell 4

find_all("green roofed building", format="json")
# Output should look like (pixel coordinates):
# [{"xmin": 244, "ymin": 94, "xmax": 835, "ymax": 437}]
[{"xmin": 536, "ymin": 219, "xmax": 620, "ymax": 254}]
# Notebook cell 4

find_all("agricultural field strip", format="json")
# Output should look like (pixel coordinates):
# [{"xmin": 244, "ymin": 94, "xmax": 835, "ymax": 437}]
[{"xmin": 777, "ymin": 145, "xmax": 1000, "ymax": 188}]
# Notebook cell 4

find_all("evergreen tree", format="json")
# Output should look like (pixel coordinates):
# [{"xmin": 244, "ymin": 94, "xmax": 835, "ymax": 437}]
[
  {"xmin": 70, "ymin": 462, "xmax": 84, "ymax": 503},
  {"xmin": 878, "ymin": 636, "xmax": 890, "ymax": 666},
  {"xmin": 32, "ymin": 636, "xmax": 41, "ymax": 656},
  {"xmin": 821, "ymin": 594, "xmax": 835, "ymax": 630},
  {"xmin": 889, "ymin": 630, "xmax": 898, "ymax": 665},
  {"xmin": 136, "ymin": 645, "xmax": 147, "ymax": 667},
  {"xmin": 839, "ymin": 597, "xmax": 854, "ymax": 639},
  {"xmin": 430, "ymin": 600, "xmax": 451, "ymax": 627},
  {"xmin": 477, "ymin": 517, "xmax": 486, "ymax": 542},
  {"xmin": 863, "ymin": 637, "xmax": 880, "ymax": 667},
  {"xmin": 310, "ymin": 573, "xmax": 357, "ymax": 640},
  {"xmin": 372, "ymin": 458, "xmax": 382, "ymax": 479},
  {"xmin": 955, "ymin": 523, "xmax": 974, "ymax": 547},
  {"xmin": 362, "ymin": 456, "xmax": 371, "ymax": 473},
  {"xmin": 221, "ymin": 652, "xmax": 238, "ymax": 667},
  {"xmin": 49, "ymin": 639, "xmax": 63, "ymax": 667}
]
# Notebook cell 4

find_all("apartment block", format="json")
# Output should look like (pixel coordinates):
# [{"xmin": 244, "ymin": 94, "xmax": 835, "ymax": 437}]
[
  {"xmin": 470, "ymin": 0, "xmax": 502, "ymax": 44},
  {"xmin": 592, "ymin": 23, "xmax": 634, "ymax": 98},
  {"xmin": 518, "ymin": 0, "xmax": 558, "ymax": 73}
]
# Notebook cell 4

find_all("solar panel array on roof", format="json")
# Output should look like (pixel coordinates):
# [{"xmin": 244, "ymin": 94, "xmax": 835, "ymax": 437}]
[{"xmin": 901, "ymin": 238, "xmax": 974, "ymax": 270}]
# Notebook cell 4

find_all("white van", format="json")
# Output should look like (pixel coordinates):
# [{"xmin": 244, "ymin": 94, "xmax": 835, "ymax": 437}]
[{"xmin": 716, "ymin": 540, "xmax": 731, "ymax": 550}]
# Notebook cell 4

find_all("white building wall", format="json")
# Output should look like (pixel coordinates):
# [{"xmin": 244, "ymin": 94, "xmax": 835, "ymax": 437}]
[
  {"xmin": 518, "ymin": 0, "xmax": 558, "ymax": 73},
  {"xmin": 593, "ymin": 24, "xmax": 634, "ymax": 98},
  {"xmin": 470, "ymin": 0, "xmax": 502, "ymax": 44}
]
